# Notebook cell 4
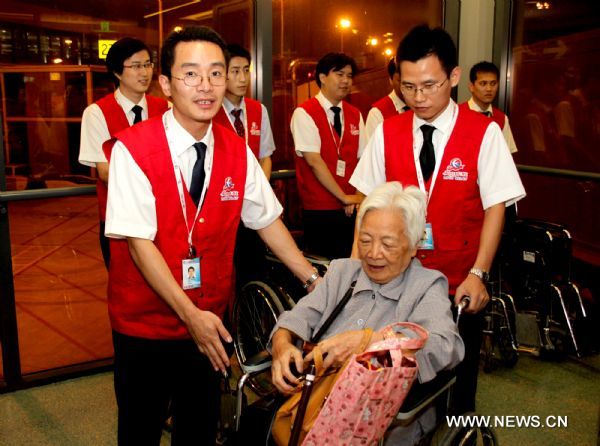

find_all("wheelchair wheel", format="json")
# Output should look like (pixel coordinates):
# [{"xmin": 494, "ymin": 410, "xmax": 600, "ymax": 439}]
[
  {"xmin": 233, "ymin": 281, "xmax": 285, "ymax": 397},
  {"xmin": 430, "ymin": 411, "xmax": 498, "ymax": 446}
]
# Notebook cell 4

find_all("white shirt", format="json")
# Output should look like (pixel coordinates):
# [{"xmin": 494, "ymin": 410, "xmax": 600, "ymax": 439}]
[
  {"xmin": 467, "ymin": 98, "xmax": 518, "ymax": 154},
  {"xmin": 79, "ymin": 89, "xmax": 149, "ymax": 167},
  {"xmin": 105, "ymin": 108, "xmax": 283, "ymax": 241},
  {"xmin": 364, "ymin": 90, "xmax": 407, "ymax": 142},
  {"xmin": 349, "ymin": 100, "xmax": 526, "ymax": 209},
  {"xmin": 221, "ymin": 97, "xmax": 276, "ymax": 160},
  {"xmin": 290, "ymin": 91, "xmax": 367, "ymax": 157}
]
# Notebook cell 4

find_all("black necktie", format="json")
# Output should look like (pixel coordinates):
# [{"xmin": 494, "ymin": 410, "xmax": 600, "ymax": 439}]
[
  {"xmin": 189, "ymin": 142, "xmax": 207, "ymax": 207},
  {"xmin": 330, "ymin": 106, "xmax": 342, "ymax": 136},
  {"xmin": 419, "ymin": 125, "xmax": 436, "ymax": 182},
  {"xmin": 231, "ymin": 109, "xmax": 245, "ymax": 138},
  {"xmin": 481, "ymin": 110, "xmax": 492, "ymax": 118},
  {"xmin": 132, "ymin": 105, "xmax": 143, "ymax": 124}
]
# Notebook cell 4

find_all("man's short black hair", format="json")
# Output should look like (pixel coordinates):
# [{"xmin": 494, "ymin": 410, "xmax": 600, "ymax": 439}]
[
  {"xmin": 387, "ymin": 57, "xmax": 397, "ymax": 80},
  {"xmin": 106, "ymin": 37, "xmax": 151, "ymax": 86},
  {"xmin": 227, "ymin": 44, "xmax": 251, "ymax": 64},
  {"xmin": 396, "ymin": 25, "xmax": 458, "ymax": 78},
  {"xmin": 469, "ymin": 61, "xmax": 500, "ymax": 83},
  {"xmin": 315, "ymin": 52, "xmax": 357, "ymax": 88},
  {"xmin": 161, "ymin": 26, "xmax": 229, "ymax": 78}
]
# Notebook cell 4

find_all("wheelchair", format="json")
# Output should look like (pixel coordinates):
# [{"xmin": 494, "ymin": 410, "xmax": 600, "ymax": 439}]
[
  {"xmin": 489, "ymin": 219, "xmax": 588, "ymax": 360},
  {"xmin": 224, "ymin": 254, "xmax": 498, "ymax": 446}
]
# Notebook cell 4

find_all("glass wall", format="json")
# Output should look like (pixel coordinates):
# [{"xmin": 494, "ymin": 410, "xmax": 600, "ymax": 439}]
[
  {"xmin": 269, "ymin": 0, "xmax": 443, "ymax": 228},
  {"xmin": 509, "ymin": 0, "xmax": 599, "ymax": 265},
  {"xmin": 0, "ymin": 0, "xmax": 254, "ymax": 385}
]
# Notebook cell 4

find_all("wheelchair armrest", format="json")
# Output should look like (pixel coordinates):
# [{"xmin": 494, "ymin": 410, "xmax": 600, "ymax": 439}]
[
  {"xmin": 240, "ymin": 350, "xmax": 273, "ymax": 374},
  {"xmin": 394, "ymin": 370, "xmax": 456, "ymax": 424}
]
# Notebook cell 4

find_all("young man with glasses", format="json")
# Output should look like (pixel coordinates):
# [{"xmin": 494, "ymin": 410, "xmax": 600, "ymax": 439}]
[
  {"xmin": 79, "ymin": 37, "xmax": 169, "ymax": 268},
  {"xmin": 350, "ymin": 25, "xmax": 525, "ymax": 416},
  {"xmin": 104, "ymin": 26, "xmax": 319, "ymax": 445},
  {"xmin": 291, "ymin": 52, "xmax": 365, "ymax": 260}
]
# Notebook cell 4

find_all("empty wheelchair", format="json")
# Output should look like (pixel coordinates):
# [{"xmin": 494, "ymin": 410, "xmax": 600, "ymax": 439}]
[{"xmin": 498, "ymin": 219, "xmax": 588, "ymax": 358}]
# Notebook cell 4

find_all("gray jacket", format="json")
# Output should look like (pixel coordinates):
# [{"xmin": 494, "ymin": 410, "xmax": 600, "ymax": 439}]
[{"xmin": 270, "ymin": 258, "xmax": 464, "ymax": 383}]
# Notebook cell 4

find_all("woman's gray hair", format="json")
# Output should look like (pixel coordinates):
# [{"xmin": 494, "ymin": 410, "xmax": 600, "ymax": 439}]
[{"xmin": 357, "ymin": 182, "xmax": 427, "ymax": 248}]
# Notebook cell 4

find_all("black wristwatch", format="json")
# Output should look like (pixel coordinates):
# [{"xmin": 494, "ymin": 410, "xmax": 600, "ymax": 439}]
[{"xmin": 469, "ymin": 267, "xmax": 490, "ymax": 284}]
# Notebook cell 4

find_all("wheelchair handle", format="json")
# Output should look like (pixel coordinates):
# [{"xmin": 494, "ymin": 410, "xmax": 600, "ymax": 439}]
[{"xmin": 456, "ymin": 296, "xmax": 471, "ymax": 325}]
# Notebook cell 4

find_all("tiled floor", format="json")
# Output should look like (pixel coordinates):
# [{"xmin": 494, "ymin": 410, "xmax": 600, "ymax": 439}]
[
  {"xmin": 0, "ymin": 353, "xmax": 598, "ymax": 445},
  {"xmin": 2, "ymin": 196, "xmax": 112, "ymax": 376}
]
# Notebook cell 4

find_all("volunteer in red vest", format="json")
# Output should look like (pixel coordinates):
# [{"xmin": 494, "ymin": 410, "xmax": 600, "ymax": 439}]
[
  {"xmin": 79, "ymin": 37, "xmax": 169, "ymax": 268},
  {"xmin": 291, "ymin": 52, "xmax": 365, "ymax": 260},
  {"xmin": 213, "ymin": 44, "xmax": 277, "ymax": 286},
  {"xmin": 462, "ymin": 61, "xmax": 518, "ymax": 154},
  {"xmin": 350, "ymin": 25, "xmax": 526, "ymax": 414},
  {"xmin": 213, "ymin": 43, "xmax": 275, "ymax": 179},
  {"xmin": 364, "ymin": 57, "xmax": 409, "ymax": 141},
  {"xmin": 105, "ymin": 26, "xmax": 320, "ymax": 445}
]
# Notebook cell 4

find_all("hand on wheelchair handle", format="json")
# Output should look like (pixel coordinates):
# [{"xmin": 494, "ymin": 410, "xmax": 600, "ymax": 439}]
[{"xmin": 455, "ymin": 273, "xmax": 490, "ymax": 313}]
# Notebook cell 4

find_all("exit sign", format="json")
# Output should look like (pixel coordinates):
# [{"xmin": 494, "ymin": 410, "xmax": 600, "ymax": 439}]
[{"xmin": 98, "ymin": 39, "xmax": 117, "ymax": 60}]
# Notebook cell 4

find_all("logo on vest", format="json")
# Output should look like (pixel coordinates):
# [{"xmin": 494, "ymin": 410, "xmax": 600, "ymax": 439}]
[
  {"xmin": 220, "ymin": 176, "xmax": 239, "ymax": 201},
  {"xmin": 250, "ymin": 121, "xmax": 261, "ymax": 136},
  {"xmin": 350, "ymin": 124, "xmax": 360, "ymax": 136},
  {"xmin": 442, "ymin": 158, "xmax": 468, "ymax": 181}
]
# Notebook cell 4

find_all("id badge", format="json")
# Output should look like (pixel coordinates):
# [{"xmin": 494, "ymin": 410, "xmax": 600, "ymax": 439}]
[
  {"xmin": 417, "ymin": 223, "xmax": 434, "ymax": 250},
  {"xmin": 336, "ymin": 159, "xmax": 346, "ymax": 177},
  {"xmin": 182, "ymin": 257, "xmax": 201, "ymax": 290}
]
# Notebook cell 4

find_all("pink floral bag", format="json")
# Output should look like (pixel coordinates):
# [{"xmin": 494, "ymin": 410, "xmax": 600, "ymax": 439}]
[{"xmin": 302, "ymin": 322, "xmax": 429, "ymax": 446}]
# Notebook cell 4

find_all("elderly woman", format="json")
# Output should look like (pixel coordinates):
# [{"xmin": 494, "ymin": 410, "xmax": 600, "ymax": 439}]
[{"xmin": 270, "ymin": 182, "xmax": 465, "ymax": 443}]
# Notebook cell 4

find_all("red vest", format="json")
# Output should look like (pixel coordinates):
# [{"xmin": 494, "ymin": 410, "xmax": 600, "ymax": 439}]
[
  {"xmin": 383, "ymin": 107, "xmax": 490, "ymax": 293},
  {"xmin": 459, "ymin": 101, "xmax": 505, "ymax": 130},
  {"xmin": 295, "ymin": 98, "xmax": 361, "ymax": 210},
  {"xmin": 108, "ymin": 118, "xmax": 247, "ymax": 339},
  {"xmin": 372, "ymin": 95, "xmax": 400, "ymax": 120},
  {"xmin": 95, "ymin": 93, "xmax": 169, "ymax": 221},
  {"xmin": 212, "ymin": 98, "xmax": 262, "ymax": 159}
]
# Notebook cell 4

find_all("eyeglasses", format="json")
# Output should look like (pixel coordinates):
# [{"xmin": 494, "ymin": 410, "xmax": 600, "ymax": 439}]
[
  {"xmin": 400, "ymin": 78, "xmax": 448, "ymax": 97},
  {"xmin": 171, "ymin": 71, "xmax": 226, "ymax": 87},
  {"xmin": 123, "ymin": 62, "xmax": 154, "ymax": 71}
]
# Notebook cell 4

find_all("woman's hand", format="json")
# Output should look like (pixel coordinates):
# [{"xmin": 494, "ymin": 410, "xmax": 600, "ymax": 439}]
[
  {"xmin": 271, "ymin": 330, "xmax": 304, "ymax": 394},
  {"xmin": 304, "ymin": 330, "xmax": 370, "ymax": 370}
]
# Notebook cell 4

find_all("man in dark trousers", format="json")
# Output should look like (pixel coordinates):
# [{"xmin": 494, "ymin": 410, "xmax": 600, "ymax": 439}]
[
  {"xmin": 105, "ymin": 26, "xmax": 320, "ymax": 445},
  {"xmin": 350, "ymin": 25, "xmax": 525, "ymax": 415},
  {"xmin": 291, "ymin": 52, "xmax": 365, "ymax": 260},
  {"xmin": 79, "ymin": 37, "xmax": 168, "ymax": 267},
  {"xmin": 212, "ymin": 44, "xmax": 276, "ymax": 286}
]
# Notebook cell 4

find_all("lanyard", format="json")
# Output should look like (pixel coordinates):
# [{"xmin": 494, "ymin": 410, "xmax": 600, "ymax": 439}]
[
  {"xmin": 413, "ymin": 103, "xmax": 458, "ymax": 205},
  {"xmin": 165, "ymin": 114, "xmax": 206, "ymax": 250},
  {"xmin": 173, "ymin": 165, "xmax": 203, "ymax": 249}
]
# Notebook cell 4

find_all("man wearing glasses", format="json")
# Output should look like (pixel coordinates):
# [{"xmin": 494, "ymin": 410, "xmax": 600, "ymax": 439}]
[
  {"xmin": 79, "ymin": 37, "xmax": 168, "ymax": 268},
  {"xmin": 105, "ymin": 27, "xmax": 319, "ymax": 445},
  {"xmin": 350, "ymin": 25, "xmax": 525, "ymax": 416}
]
